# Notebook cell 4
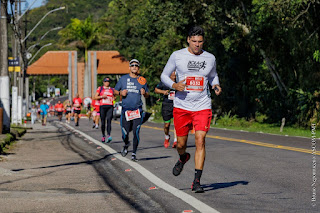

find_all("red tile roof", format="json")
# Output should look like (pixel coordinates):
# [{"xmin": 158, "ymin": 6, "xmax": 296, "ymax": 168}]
[{"xmin": 27, "ymin": 51, "xmax": 130, "ymax": 75}]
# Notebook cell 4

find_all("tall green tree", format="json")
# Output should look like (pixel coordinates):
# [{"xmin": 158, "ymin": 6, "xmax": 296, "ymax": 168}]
[{"xmin": 58, "ymin": 16, "xmax": 106, "ymax": 61}]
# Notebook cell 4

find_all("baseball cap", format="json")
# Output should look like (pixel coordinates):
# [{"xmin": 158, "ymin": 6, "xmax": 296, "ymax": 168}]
[
  {"xmin": 103, "ymin": 77, "xmax": 110, "ymax": 82},
  {"xmin": 129, "ymin": 59, "xmax": 140, "ymax": 66}
]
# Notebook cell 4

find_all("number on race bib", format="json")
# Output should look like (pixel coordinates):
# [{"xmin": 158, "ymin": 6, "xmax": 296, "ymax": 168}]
[
  {"xmin": 125, "ymin": 109, "xmax": 141, "ymax": 121},
  {"xmin": 185, "ymin": 76, "xmax": 204, "ymax": 92}
]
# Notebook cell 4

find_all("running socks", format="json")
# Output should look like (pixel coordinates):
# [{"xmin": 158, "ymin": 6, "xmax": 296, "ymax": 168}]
[
  {"xmin": 179, "ymin": 153, "xmax": 189, "ymax": 162},
  {"xmin": 194, "ymin": 169, "xmax": 203, "ymax": 182}
]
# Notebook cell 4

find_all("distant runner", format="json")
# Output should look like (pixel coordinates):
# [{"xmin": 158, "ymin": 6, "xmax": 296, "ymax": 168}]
[
  {"xmin": 155, "ymin": 71, "xmax": 177, "ymax": 148},
  {"xmin": 91, "ymin": 98, "xmax": 100, "ymax": 129},
  {"xmin": 94, "ymin": 77, "xmax": 115, "ymax": 143},
  {"xmin": 54, "ymin": 100, "xmax": 64, "ymax": 121},
  {"xmin": 40, "ymin": 100, "xmax": 49, "ymax": 126},
  {"xmin": 73, "ymin": 93, "xmax": 82, "ymax": 126},
  {"xmin": 65, "ymin": 100, "xmax": 72, "ymax": 124}
]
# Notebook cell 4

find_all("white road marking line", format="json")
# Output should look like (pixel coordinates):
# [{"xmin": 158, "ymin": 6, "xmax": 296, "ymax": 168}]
[{"xmin": 65, "ymin": 123, "xmax": 220, "ymax": 213}]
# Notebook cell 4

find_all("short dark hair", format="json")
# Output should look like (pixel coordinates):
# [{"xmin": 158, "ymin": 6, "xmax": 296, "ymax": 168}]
[{"xmin": 188, "ymin": 26, "xmax": 205, "ymax": 37}]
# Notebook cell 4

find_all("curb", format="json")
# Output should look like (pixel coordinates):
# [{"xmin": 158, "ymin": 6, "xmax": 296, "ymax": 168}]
[{"xmin": 0, "ymin": 127, "xmax": 27, "ymax": 154}]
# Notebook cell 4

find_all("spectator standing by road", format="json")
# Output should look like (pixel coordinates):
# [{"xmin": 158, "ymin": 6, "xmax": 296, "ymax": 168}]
[
  {"xmin": 40, "ymin": 100, "xmax": 49, "ymax": 126},
  {"xmin": 114, "ymin": 59, "xmax": 150, "ymax": 162},
  {"xmin": 161, "ymin": 26, "xmax": 222, "ymax": 193},
  {"xmin": 94, "ymin": 77, "xmax": 115, "ymax": 143},
  {"xmin": 155, "ymin": 71, "xmax": 177, "ymax": 148},
  {"xmin": 73, "ymin": 94, "xmax": 82, "ymax": 126}
]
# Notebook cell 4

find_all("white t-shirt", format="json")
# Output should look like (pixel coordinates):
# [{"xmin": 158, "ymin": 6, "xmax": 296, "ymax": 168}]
[{"xmin": 161, "ymin": 47, "xmax": 219, "ymax": 111}]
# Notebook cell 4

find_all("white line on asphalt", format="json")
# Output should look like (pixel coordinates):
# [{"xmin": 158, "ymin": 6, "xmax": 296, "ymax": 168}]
[{"xmin": 65, "ymin": 123, "xmax": 220, "ymax": 213}]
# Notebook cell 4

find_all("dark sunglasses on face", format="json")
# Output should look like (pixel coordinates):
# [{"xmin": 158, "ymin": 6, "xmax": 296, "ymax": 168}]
[{"xmin": 130, "ymin": 64, "xmax": 139, "ymax": 67}]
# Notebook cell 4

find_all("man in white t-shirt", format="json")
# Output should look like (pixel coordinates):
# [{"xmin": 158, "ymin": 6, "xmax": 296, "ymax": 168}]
[{"xmin": 161, "ymin": 26, "xmax": 222, "ymax": 193}]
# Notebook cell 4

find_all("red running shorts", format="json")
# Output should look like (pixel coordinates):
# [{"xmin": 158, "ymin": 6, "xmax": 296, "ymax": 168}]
[{"xmin": 173, "ymin": 108, "xmax": 212, "ymax": 137}]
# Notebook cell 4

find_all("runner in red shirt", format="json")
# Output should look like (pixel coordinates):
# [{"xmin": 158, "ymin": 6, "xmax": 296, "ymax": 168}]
[
  {"xmin": 54, "ymin": 101, "xmax": 64, "ymax": 121},
  {"xmin": 72, "ymin": 93, "xmax": 82, "ymax": 126},
  {"xmin": 91, "ymin": 99, "xmax": 101, "ymax": 129},
  {"xmin": 94, "ymin": 77, "xmax": 115, "ymax": 143}
]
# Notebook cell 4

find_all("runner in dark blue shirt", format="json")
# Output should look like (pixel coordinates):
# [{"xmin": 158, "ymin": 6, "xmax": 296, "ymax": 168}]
[
  {"xmin": 155, "ymin": 71, "xmax": 177, "ymax": 148},
  {"xmin": 114, "ymin": 59, "xmax": 150, "ymax": 162}
]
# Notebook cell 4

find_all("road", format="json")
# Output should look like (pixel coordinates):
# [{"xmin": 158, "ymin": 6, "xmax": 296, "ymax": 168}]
[{"xmin": 2, "ymin": 116, "xmax": 319, "ymax": 212}]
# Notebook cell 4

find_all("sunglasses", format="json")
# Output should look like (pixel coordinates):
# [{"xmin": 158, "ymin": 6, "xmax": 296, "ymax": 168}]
[{"xmin": 130, "ymin": 64, "xmax": 139, "ymax": 67}]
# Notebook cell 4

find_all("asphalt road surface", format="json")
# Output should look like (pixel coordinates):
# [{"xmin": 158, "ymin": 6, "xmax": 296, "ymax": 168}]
[{"xmin": 3, "ymin": 115, "xmax": 320, "ymax": 213}]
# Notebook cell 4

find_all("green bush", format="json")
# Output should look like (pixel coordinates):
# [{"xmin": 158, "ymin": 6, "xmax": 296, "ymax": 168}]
[
  {"xmin": 148, "ymin": 103, "xmax": 162, "ymax": 122},
  {"xmin": 255, "ymin": 112, "xmax": 268, "ymax": 123}
]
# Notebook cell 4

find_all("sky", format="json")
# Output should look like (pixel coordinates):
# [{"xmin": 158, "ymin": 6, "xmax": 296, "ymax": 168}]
[{"xmin": 24, "ymin": 0, "xmax": 45, "ymax": 10}]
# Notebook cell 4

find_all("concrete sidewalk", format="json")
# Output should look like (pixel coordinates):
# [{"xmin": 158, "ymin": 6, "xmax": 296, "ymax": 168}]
[{"xmin": 0, "ymin": 122, "xmax": 136, "ymax": 213}]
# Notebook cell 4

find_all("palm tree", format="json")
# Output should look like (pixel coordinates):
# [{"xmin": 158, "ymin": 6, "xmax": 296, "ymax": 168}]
[{"xmin": 59, "ymin": 16, "xmax": 105, "ymax": 62}]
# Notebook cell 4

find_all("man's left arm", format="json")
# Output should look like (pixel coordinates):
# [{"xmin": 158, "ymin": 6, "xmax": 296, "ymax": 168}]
[
  {"xmin": 208, "ymin": 60, "xmax": 222, "ymax": 95},
  {"xmin": 141, "ymin": 84, "xmax": 150, "ymax": 98}
]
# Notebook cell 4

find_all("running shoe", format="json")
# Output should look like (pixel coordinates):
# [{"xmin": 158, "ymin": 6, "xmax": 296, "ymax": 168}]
[
  {"xmin": 92, "ymin": 124, "xmax": 95, "ymax": 128},
  {"xmin": 191, "ymin": 180, "xmax": 204, "ymax": 193},
  {"xmin": 121, "ymin": 145, "xmax": 129, "ymax": 157},
  {"xmin": 164, "ymin": 138, "xmax": 170, "ymax": 148},
  {"xmin": 172, "ymin": 152, "xmax": 190, "ymax": 176},
  {"xmin": 106, "ymin": 136, "xmax": 112, "ymax": 143},
  {"xmin": 95, "ymin": 125, "xmax": 99, "ymax": 129},
  {"xmin": 172, "ymin": 141, "xmax": 177, "ymax": 148},
  {"xmin": 101, "ymin": 136, "xmax": 106, "ymax": 143},
  {"xmin": 75, "ymin": 122, "xmax": 79, "ymax": 126},
  {"xmin": 131, "ymin": 155, "xmax": 138, "ymax": 162}
]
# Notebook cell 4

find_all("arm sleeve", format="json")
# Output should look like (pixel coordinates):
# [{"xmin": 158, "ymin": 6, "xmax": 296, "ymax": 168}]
[
  {"xmin": 161, "ymin": 53, "xmax": 176, "ymax": 88},
  {"xmin": 208, "ymin": 59, "xmax": 220, "ymax": 86}
]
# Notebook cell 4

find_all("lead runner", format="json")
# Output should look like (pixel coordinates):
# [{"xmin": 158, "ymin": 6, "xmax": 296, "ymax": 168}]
[{"xmin": 161, "ymin": 26, "xmax": 222, "ymax": 193}]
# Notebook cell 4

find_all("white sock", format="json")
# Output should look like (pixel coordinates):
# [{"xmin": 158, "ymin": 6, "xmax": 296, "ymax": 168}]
[
  {"xmin": 174, "ymin": 138, "xmax": 177, "ymax": 142},
  {"xmin": 165, "ymin": 135, "xmax": 170, "ymax": 140}
]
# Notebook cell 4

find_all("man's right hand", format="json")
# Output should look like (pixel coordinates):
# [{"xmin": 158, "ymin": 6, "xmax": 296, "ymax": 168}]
[
  {"xmin": 121, "ymin": 89, "xmax": 128, "ymax": 96},
  {"xmin": 172, "ymin": 79, "xmax": 185, "ymax": 91}
]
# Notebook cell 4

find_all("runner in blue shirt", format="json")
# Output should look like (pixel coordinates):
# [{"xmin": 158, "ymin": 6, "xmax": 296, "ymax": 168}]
[
  {"xmin": 114, "ymin": 59, "xmax": 150, "ymax": 161},
  {"xmin": 40, "ymin": 100, "xmax": 49, "ymax": 126}
]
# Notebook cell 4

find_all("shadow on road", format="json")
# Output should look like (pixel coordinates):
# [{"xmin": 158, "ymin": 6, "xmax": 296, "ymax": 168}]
[
  {"xmin": 202, "ymin": 181, "xmax": 249, "ymax": 192},
  {"xmin": 138, "ymin": 156, "xmax": 171, "ymax": 161}
]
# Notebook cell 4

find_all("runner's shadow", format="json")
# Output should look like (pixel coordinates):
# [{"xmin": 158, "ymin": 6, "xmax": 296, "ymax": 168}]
[
  {"xmin": 11, "ymin": 154, "xmax": 113, "ymax": 172},
  {"xmin": 202, "ymin": 181, "xmax": 249, "ymax": 192},
  {"xmin": 138, "ymin": 156, "xmax": 171, "ymax": 161},
  {"xmin": 180, "ymin": 181, "xmax": 249, "ymax": 192}
]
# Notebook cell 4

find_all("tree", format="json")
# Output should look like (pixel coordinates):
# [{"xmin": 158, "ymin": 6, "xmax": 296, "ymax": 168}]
[{"xmin": 58, "ymin": 16, "xmax": 105, "ymax": 61}]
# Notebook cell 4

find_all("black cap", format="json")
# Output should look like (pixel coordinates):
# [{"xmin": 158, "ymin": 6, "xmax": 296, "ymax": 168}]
[{"xmin": 103, "ymin": 77, "xmax": 110, "ymax": 82}]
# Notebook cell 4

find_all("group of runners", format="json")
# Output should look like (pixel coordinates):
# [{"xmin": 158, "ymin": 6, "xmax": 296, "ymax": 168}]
[{"xmin": 38, "ymin": 26, "xmax": 222, "ymax": 193}]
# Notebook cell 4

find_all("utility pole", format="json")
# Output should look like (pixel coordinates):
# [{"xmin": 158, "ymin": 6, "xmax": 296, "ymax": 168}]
[{"xmin": 0, "ymin": 0, "xmax": 11, "ymax": 133}]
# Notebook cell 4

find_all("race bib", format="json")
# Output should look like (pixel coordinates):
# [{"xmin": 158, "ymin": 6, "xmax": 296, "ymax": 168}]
[
  {"xmin": 125, "ymin": 109, "xmax": 141, "ymax": 121},
  {"xmin": 101, "ymin": 97, "xmax": 113, "ymax": 105},
  {"xmin": 168, "ymin": 91, "xmax": 175, "ymax": 100},
  {"xmin": 185, "ymin": 76, "xmax": 204, "ymax": 92}
]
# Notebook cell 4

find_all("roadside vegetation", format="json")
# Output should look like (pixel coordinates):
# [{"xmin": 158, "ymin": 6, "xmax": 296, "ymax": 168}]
[{"xmin": 16, "ymin": 0, "xmax": 319, "ymax": 132}]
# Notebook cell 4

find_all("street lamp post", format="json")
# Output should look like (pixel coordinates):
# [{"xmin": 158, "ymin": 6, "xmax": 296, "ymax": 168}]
[
  {"xmin": 12, "ymin": 5, "xmax": 65, "ymax": 124},
  {"xmin": 27, "ymin": 26, "xmax": 62, "ymax": 53},
  {"xmin": 22, "ymin": 6, "xmax": 65, "ymax": 43},
  {"xmin": 28, "ymin": 43, "xmax": 52, "ymax": 65}
]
